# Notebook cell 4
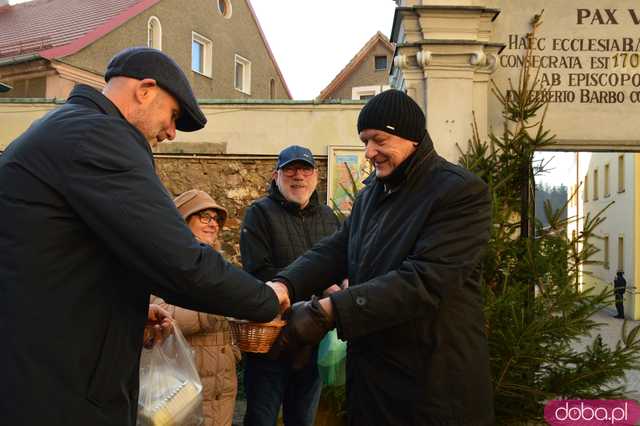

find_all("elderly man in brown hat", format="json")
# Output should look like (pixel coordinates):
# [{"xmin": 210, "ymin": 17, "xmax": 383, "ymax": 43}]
[{"xmin": 0, "ymin": 47, "xmax": 288, "ymax": 426}]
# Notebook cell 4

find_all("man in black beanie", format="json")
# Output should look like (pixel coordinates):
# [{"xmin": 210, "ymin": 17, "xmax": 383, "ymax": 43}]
[
  {"xmin": 0, "ymin": 47, "xmax": 288, "ymax": 426},
  {"xmin": 269, "ymin": 89, "xmax": 495, "ymax": 425}
]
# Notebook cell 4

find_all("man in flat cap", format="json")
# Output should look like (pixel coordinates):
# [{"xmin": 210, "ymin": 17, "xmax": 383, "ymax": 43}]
[
  {"xmin": 269, "ymin": 90, "xmax": 494, "ymax": 425},
  {"xmin": 0, "ymin": 47, "xmax": 288, "ymax": 426}
]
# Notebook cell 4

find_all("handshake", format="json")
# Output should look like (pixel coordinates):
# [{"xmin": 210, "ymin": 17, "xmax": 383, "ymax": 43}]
[{"xmin": 265, "ymin": 281, "xmax": 336, "ymax": 369}]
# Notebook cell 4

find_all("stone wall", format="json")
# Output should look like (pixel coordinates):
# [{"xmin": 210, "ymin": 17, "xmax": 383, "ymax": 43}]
[{"xmin": 155, "ymin": 155, "xmax": 329, "ymax": 266}]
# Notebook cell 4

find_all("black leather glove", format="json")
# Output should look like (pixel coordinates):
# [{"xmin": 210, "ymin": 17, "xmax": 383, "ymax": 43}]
[{"xmin": 268, "ymin": 295, "xmax": 333, "ymax": 369}]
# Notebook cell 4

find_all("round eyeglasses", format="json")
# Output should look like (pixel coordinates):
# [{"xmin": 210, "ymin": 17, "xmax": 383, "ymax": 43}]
[
  {"xmin": 198, "ymin": 212, "xmax": 222, "ymax": 226},
  {"xmin": 281, "ymin": 165, "xmax": 315, "ymax": 177}
]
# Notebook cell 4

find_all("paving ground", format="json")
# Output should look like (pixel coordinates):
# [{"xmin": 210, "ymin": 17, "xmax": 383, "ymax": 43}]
[{"xmin": 573, "ymin": 308, "xmax": 640, "ymax": 399}]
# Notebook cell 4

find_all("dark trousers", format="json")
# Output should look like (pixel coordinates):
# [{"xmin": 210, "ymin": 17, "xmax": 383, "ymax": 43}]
[
  {"xmin": 243, "ymin": 348, "xmax": 322, "ymax": 426},
  {"xmin": 615, "ymin": 291, "xmax": 625, "ymax": 317}
]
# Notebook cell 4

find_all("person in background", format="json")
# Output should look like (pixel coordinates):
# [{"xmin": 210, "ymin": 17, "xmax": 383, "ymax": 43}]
[
  {"xmin": 152, "ymin": 189, "xmax": 240, "ymax": 426},
  {"xmin": 613, "ymin": 271, "xmax": 627, "ymax": 319},
  {"xmin": 240, "ymin": 145, "xmax": 340, "ymax": 426}
]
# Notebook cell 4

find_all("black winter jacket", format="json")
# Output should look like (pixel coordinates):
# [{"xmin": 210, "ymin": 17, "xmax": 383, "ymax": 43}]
[
  {"xmin": 0, "ymin": 85, "xmax": 279, "ymax": 426},
  {"xmin": 240, "ymin": 181, "xmax": 340, "ymax": 285},
  {"xmin": 277, "ymin": 137, "xmax": 494, "ymax": 425}
]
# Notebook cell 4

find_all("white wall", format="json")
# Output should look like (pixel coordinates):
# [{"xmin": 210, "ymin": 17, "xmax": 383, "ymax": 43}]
[
  {"xmin": 580, "ymin": 152, "xmax": 636, "ymax": 315},
  {"xmin": 0, "ymin": 101, "xmax": 365, "ymax": 155}
]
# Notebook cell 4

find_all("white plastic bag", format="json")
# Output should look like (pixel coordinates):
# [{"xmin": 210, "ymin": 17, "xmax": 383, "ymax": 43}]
[{"xmin": 137, "ymin": 323, "xmax": 203, "ymax": 426}]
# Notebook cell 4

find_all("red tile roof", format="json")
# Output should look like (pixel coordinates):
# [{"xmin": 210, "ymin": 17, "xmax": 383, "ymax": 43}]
[{"xmin": 0, "ymin": 0, "xmax": 160, "ymax": 59}]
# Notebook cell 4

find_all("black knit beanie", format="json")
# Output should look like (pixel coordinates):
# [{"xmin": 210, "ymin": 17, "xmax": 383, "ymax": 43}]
[{"xmin": 357, "ymin": 89, "xmax": 426, "ymax": 143}]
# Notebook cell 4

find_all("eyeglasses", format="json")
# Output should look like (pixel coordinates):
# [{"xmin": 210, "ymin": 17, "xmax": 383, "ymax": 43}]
[
  {"xmin": 281, "ymin": 165, "xmax": 315, "ymax": 177},
  {"xmin": 198, "ymin": 212, "xmax": 221, "ymax": 226}
]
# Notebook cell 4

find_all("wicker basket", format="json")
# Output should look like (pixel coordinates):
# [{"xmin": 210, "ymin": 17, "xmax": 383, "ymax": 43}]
[{"xmin": 228, "ymin": 319, "xmax": 286, "ymax": 353}]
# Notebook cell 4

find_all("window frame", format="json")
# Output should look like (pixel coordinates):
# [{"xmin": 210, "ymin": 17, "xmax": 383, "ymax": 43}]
[
  {"xmin": 234, "ymin": 54, "xmax": 252, "ymax": 95},
  {"xmin": 191, "ymin": 31, "xmax": 213, "ymax": 78},
  {"xmin": 147, "ymin": 16, "xmax": 162, "ymax": 51},
  {"xmin": 604, "ymin": 163, "xmax": 610, "ymax": 197},
  {"xmin": 618, "ymin": 154, "xmax": 625, "ymax": 193},
  {"xmin": 352, "ymin": 85, "xmax": 389, "ymax": 100},
  {"xmin": 618, "ymin": 235, "xmax": 624, "ymax": 273},
  {"xmin": 374, "ymin": 55, "xmax": 388, "ymax": 71},
  {"xmin": 269, "ymin": 78, "xmax": 276, "ymax": 99},
  {"xmin": 217, "ymin": 0, "xmax": 233, "ymax": 19}
]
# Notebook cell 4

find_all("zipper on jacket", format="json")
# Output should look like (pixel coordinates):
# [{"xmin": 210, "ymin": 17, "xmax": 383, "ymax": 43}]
[{"xmin": 299, "ymin": 213, "xmax": 313, "ymax": 248}]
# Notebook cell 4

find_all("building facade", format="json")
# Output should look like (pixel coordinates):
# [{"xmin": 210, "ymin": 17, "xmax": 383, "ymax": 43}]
[
  {"xmin": 0, "ymin": 0, "xmax": 290, "ymax": 100},
  {"xmin": 317, "ymin": 31, "xmax": 394, "ymax": 101},
  {"xmin": 568, "ymin": 152, "xmax": 640, "ymax": 319}
]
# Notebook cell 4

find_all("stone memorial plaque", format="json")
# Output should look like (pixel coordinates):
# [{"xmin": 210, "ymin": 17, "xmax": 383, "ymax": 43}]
[{"xmin": 487, "ymin": 0, "xmax": 640, "ymax": 148}]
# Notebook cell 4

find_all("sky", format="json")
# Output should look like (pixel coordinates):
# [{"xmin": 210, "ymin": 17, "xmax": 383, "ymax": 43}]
[
  {"xmin": 534, "ymin": 151, "xmax": 576, "ymax": 187},
  {"xmin": 249, "ymin": 0, "xmax": 397, "ymax": 99}
]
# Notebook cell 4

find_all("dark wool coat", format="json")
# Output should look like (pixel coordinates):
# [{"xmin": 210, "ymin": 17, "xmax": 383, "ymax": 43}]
[
  {"xmin": 277, "ymin": 137, "xmax": 495, "ymax": 425},
  {"xmin": 240, "ymin": 181, "xmax": 340, "ymax": 284},
  {"xmin": 0, "ymin": 85, "xmax": 279, "ymax": 426}
]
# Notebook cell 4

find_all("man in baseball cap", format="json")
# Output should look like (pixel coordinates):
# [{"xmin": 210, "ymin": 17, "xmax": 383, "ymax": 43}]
[{"xmin": 240, "ymin": 145, "xmax": 340, "ymax": 426}]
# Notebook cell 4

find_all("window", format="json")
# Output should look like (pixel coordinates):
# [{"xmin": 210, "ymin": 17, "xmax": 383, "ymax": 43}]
[
  {"xmin": 618, "ymin": 236, "xmax": 624, "ymax": 272},
  {"xmin": 618, "ymin": 155, "xmax": 625, "ymax": 193},
  {"xmin": 217, "ymin": 0, "xmax": 232, "ymax": 18},
  {"xmin": 604, "ymin": 163, "xmax": 610, "ymax": 197},
  {"xmin": 269, "ymin": 78, "xmax": 276, "ymax": 99},
  {"xmin": 374, "ymin": 55, "xmax": 388, "ymax": 71},
  {"xmin": 234, "ymin": 54, "xmax": 251, "ymax": 94},
  {"xmin": 0, "ymin": 77, "xmax": 45, "ymax": 98},
  {"xmin": 603, "ymin": 236, "xmax": 610, "ymax": 269},
  {"xmin": 593, "ymin": 168, "xmax": 599, "ymax": 200},
  {"xmin": 147, "ymin": 17, "xmax": 162, "ymax": 50},
  {"xmin": 583, "ymin": 174, "xmax": 588, "ymax": 202},
  {"xmin": 352, "ymin": 85, "xmax": 383, "ymax": 100},
  {"xmin": 192, "ymin": 32, "xmax": 212, "ymax": 77}
]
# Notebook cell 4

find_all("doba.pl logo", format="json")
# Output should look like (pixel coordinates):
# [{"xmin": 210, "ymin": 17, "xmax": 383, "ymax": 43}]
[{"xmin": 545, "ymin": 400, "xmax": 640, "ymax": 425}]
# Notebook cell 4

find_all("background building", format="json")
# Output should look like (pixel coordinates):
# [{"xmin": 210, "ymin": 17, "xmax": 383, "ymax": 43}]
[
  {"xmin": 567, "ymin": 152, "xmax": 640, "ymax": 319},
  {"xmin": 317, "ymin": 31, "xmax": 394, "ymax": 101},
  {"xmin": 0, "ymin": 0, "xmax": 290, "ymax": 100}
]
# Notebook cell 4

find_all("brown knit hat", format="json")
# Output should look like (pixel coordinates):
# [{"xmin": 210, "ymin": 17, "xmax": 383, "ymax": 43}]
[{"xmin": 173, "ymin": 189, "xmax": 227, "ymax": 226}]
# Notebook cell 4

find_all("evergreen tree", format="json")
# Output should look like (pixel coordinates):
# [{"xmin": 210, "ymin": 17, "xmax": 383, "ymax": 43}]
[{"xmin": 458, "ymin": 13, "xmax": 640, "ymax": 424}]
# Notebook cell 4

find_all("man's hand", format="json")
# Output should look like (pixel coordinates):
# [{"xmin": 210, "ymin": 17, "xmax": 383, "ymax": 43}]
[
  {"xmin": 322, "ymin": 284, "xmax": 341, "ymax": 297},
  {"xmin": 322, "ymin": 278, "xmax": 349, "ymax": 297},
  {"xmin": 268, "ymin": 295, "xmax": 334, "ymax": 369},
  {"xmin": 143, "ymin": 304, "xmax": 173, "ymax": 349},
  {"xmin": 266, "ymin": 280, "xmax": 290, "ymax": 313}
]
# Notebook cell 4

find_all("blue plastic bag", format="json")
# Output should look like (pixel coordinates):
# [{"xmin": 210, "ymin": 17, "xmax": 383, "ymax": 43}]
[{"xmin": 317, "ymin": 329, "xmax": 347, "ymax": 386}]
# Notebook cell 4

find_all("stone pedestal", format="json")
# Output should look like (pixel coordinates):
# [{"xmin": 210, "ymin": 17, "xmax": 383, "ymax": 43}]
[{"xmin": 390, "ymin": 1, "xmax": 503, "ymax": 161}]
